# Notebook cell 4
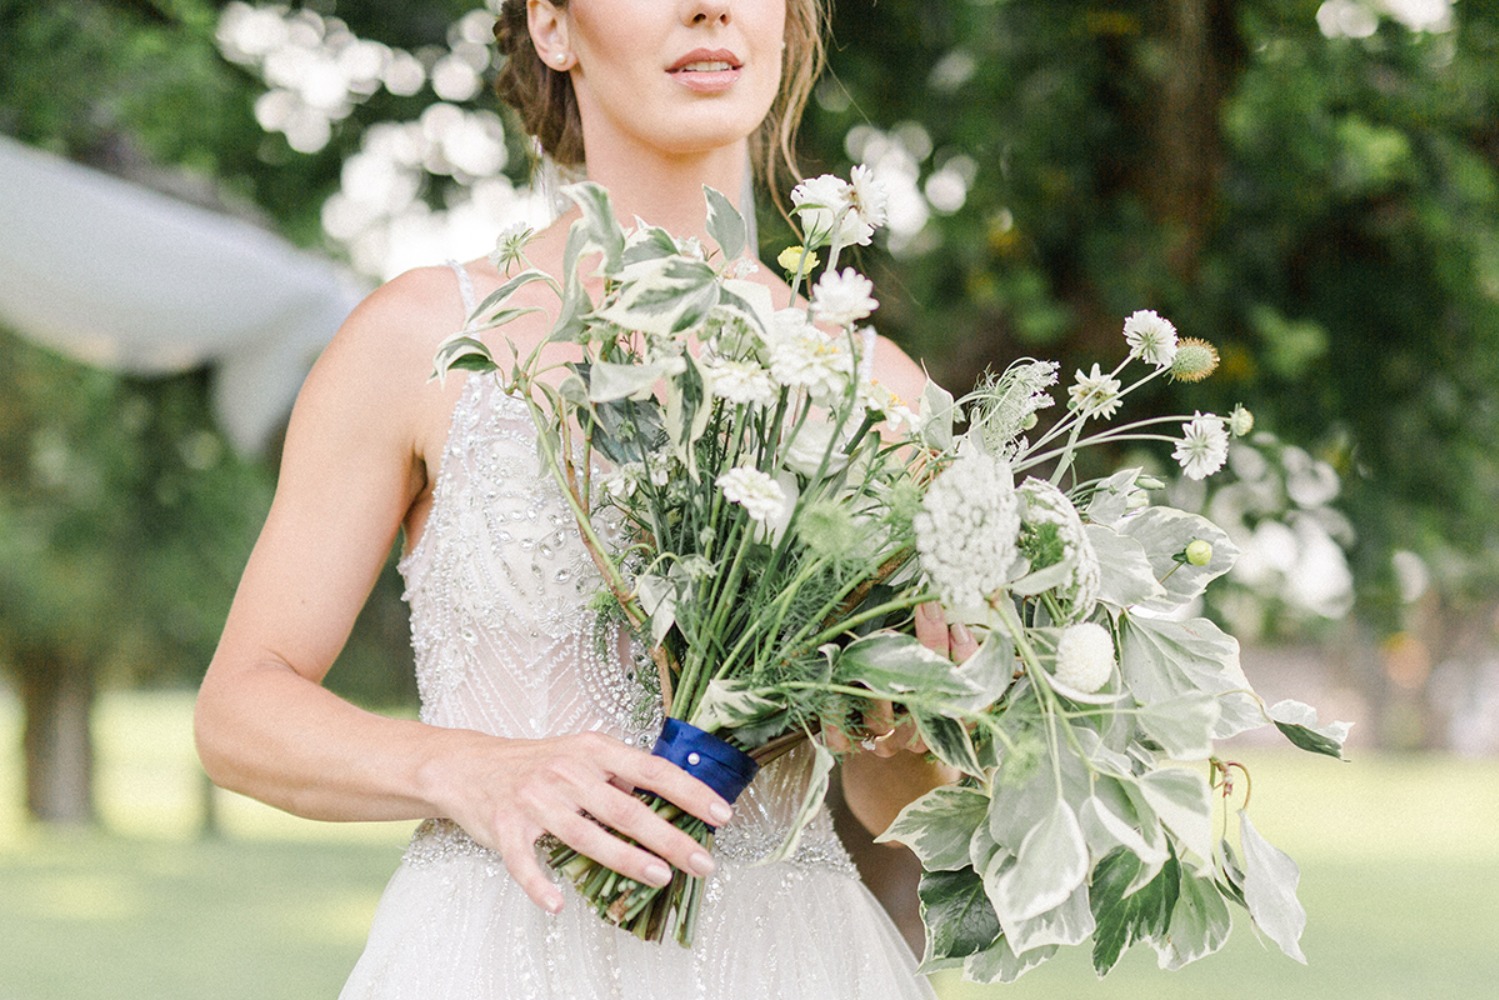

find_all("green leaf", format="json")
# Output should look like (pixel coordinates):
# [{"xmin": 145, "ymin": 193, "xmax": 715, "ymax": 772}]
[
  {"xmin": 831, "ymin": 631, "xmax": 985, "ymax": 703},
  {"xmin": 1238, "ymin": 809, "xmax": 1308, "ymax": 963},
  {"xmin": 996, "ymin": 879, "xmax": 1096, "ymax": 954},
  {"xmin": 876, "ymin": 785, "xmax": 990, "ymax": 870},
  {"xmin": 948, "ymin": 630, "xmax": 1015, "ymax": 712},
  {"xmin": 594, "ymin": 256, "xmax": 721, "ymax": 337},
  {"xmin": 1270, "ymin": 699, "xmax": 1352, "ymax": 760},
  {"xmin": 469, "ymin": 267, "xmax": 558, "ymax": 323},
  {"xmin": 587, "ymin": 359, "xmax": 680, "ymax": 403},
  {"xmin": 913, "ymin": 710, "xmax": 984, "ymax": 778},
  {"xmin": 703, "ymin": 185, "xmax": 746, "ymax": 263},
  {"xmin": 1136, "ymin": 767, "xmax": 1214, "ymax": 862},
  {"xmin": 962, "ymin": 935, "xmax": 1056, "ymax": 985},
  {"xmin": 1135, "ymin": 691, "xmax": 1221, "ymax": 761},
  {"xmin": 1152, "ymin": 864, "xmax": 1232, "ymax": 970},
  {"xmin": 689, "ymin": 679, "xmax": 783, "ymax": 738},
  {"xmin": 635, "ymin": 573, "xmax": 679, "ymax": 646},
  {"xmin": 1119, "ymin": 507, "xmax": 1240, "ymax": 612},
  {"xmin": 561, "ymin": 182, "xmax": 625, "ymax": 275},
  {"xmin": 1117, "ymin": 613, "xmax": 1263, "ymax": 738},
  {"xmin": 1079, "ymin": 793, "xmax": 1168, "ymax": 878},
  {"xmin": 621, "ymin": 225, "xmax": 680, "ymax": 267},
  {"xmin": 550, "ymin": 223, "xmax": 594, "ymax": 343},
  {"xmin": 432, "ymin": 334, "xmax": 497, "ymax": 378},
  {"xmin": 990, "ymin": 798, "xmax": 1089, "ymax": 923},
  {"xmin": 1085, "ymin": 524, "xmax": 1167, "ymax": 608},
  {"xmin": 1089, "ymin": 846, "xmax": 1180, "ymax": 976},
  {"xmin": 917, "ymin": 868, "xmax": 1003, "ymax": 963}
]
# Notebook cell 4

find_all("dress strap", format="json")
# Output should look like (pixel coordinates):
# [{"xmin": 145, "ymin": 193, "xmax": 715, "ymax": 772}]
[{"xmin": 444, "ymin": 258, "xmax": 478, "ymax": 320}]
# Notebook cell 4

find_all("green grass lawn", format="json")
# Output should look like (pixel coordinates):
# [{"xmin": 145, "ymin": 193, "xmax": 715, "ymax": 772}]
[{"xmin": 2, "ymin": 689, "xmax": 1497, "ymax": 999}]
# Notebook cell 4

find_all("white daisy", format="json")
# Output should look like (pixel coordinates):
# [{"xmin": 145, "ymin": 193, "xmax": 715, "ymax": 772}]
[
  {"xmin": 791, "ymin": 173, "xmax": 874, "ymax": 248},
  {"xmin": 717, "ymin": 467, "xmax": 789, "ymax": 524},
  {"xmin": 810, "ymin": 268, "xmax": 879, "ymax": 327},
  {"xmin": 703, "ymin": 357, "xmax": 777, "ymax": 407},
  {"xmin": 1173, "ymin": 412, "xmax": 1230, "ymax": 480},
  {"xmin": 766, "ymin": 309, "xmax": 854, "ymax": 403},
  {"xmin": 1122, "ymin": 309, "xmax": 1178, "ymax": 368}
]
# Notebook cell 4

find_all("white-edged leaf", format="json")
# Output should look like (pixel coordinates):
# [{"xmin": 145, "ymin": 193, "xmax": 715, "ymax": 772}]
[
  {"xmin": 948, "ymin": 631, "xmax": 1015, "ymax": 711},
  {"xmin": 962, "ymin": 935, "xmax": 1056, "ymax": 985},
  {"xmin": 916, "ymin": 867, "xmax": 1003, "ymax": 967},
  {"xmin": 1079, "ymin": 794, "xmax": 1168, "ymax": 872},
  {"xmin": 703, "ymin": 185, "xmax": 746, "ymax": 263},
  {"xmin": 1120, "ymin": 506, "xmax": 1240, "ymax": 612},
  {"xmin": 877, "ymin": 785, "xmax": 989, "ymax": 870},
  {"xmin": 993, "ymin": 876, "xmax": 1096, "ymax": 954},
  {"xmin": 593, "ymin": 255, "xmax": 721, "ymax": 337},
  {"xmin": 717, "ymin": 278, "xmax": 775, "ymax": 334},
  {"xmin": 991, "ymin": 799, "xmax": 1089, "ymax": 922},
  {"xmin": 920, "ymin": 380, "xmax": 957, "ymax": 451},
  {"xmin": 587, "ymin": 359, "xmax": 683, "ymax": 403},
  {"xmin": 689, "ymin": 679, "xmax": 782, "ymax": 734},
  {"xmin": 561, "ymin": 181, "xmax": 625, "ymax": 274},
  {"xmin": 469, "ymin": 267, "xmax": 557, "ymax": 323},
  {"xmin": 756, "ymin": 740, "xmax": 834, "ymax": 866},
  {"xmin": 1137, "ymin": 767, "xmax": 1214, "ymax": 862},
  {"xmin": 1085, "ymin": 468, "xmax": 1144, "ymax": 526},
  {"xmin": 1136, "ymin": 691, "xmax": 1221, "ymax": 760},
  {"xmin": 831, "ymin": 631, "xmax": 984, "ymax": 703},
  {"xmin": 1118, "ymin": 614, "xmax": 1263, "ymax": 738},
  {"xmin": 635, "ymin": 573, "xmax": 678, "ymax": 646},
  {"xmin": 1238, "ymin": 810, "xmax": 1308, "ymax": 963},
  {"xmin": 1152, "ymin": 866, "xmax": 1231, "ymax": 970},
  {"xmin": 913, "ymin": 711, "xmax": 985, "ymax": 778},
  {"xmin": 1086, "ymin": 524, "xmax": 1168, "ymax": 608},
  {"xmin": 1269, "ymin": 699, "xmax": 1352, "ymax": 760},
  {"xmin": 432, "ymin": 334, "xmax": 497, "ymax": 378}
]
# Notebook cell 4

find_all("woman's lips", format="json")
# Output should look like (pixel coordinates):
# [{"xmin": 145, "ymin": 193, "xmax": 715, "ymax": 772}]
[{"xmin": 668, "ymin": 48, "xmax": 742, "ymax": 93}]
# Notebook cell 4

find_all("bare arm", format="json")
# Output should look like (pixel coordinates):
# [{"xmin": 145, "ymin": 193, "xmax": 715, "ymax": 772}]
[{"xmin": 193, "ymin": 268, "xmax": 731, "ymax": 912}]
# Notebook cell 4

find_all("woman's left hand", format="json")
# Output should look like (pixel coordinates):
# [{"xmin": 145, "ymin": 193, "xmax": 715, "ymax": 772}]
[{"xmin": 825, "ymin": 601, "xmax": 980, "ymax": 757}]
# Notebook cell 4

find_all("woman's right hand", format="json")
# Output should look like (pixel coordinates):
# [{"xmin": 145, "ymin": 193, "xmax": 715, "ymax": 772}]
[{"xmin": 429, "ymin": 729, "xmax": 733, "ymax": 914}]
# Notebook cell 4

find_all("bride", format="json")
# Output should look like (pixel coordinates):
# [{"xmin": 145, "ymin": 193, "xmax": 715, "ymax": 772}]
[{"xmin": 194, "ymin": 1, "xmax": 976, "ymax": 995}]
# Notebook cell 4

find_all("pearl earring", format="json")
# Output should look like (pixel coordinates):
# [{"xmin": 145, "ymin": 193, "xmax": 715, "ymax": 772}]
[{"xmin": 552, "ymin": 52, "xmax": 569, "ymax": 66}]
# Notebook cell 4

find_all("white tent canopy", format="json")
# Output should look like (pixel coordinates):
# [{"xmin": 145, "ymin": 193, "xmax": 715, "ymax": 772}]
[{"xmin": 0, "ymin": 134, "xmax": 365, "ymax": 453}]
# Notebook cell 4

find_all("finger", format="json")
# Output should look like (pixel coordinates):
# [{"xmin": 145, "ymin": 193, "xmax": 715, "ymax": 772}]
[
  {"xmin": 606, "ymin": 740, "xmax": 734, "ymax": 830},
  {"xmin": 864, "ymin": 699, "xmax": 897, "ymax": 738},
  {"xmin": 948, "ymin": 621, "xmax": 980, "ymax": 663},
  {"xmin": 824, "ymin": 724, "xmax": 853, "ymax": 752},
  {"xmin": 549, "ymin": 808, "xmax": 682, "ymax": 887},
  {"xmin": 498, "ymin": 830, "xmax": 566, "ymax": 914},
  {"xmin": 915, "ymin": 601, "xmax": 950, "ymax": 656},
  {"xmin": 580, "ymin": 782, "xmax": 717, "ymax": 878},
  {"xmin": 871, "ymin": 715, "xmax": 919, "ymax": 758}
]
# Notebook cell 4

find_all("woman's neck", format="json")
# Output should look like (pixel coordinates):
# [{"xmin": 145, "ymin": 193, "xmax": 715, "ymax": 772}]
[{"xmin": 579, "ymin": 139, "xmax": 750, "ymax": 243}]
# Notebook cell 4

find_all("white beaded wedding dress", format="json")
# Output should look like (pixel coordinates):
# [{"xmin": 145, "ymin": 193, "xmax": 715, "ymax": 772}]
[{"xmin": 337, "ymin": 264, "xmax": 936, "ymax": 1000}]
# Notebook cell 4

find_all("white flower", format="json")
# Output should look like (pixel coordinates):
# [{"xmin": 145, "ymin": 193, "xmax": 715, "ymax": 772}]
[
  {"xmin": 782, "ymin": 420, "xmax": 851, "ymax": 479},
  {"xmin": 914, "ymin": 451, "xmax": 1021, "ymax": 613},
  {"xmin": 791, "ymin": 173, "xmax": 874, "ymax": 248},
  {"xmin": 1068, "ymin": 363, "xmax": 1123, "ymax": 420},
  {"xmin": 716, "ymin": 467, "xmax": 789, "ymax": 524},
  {"xmin": 730, "ymin": 257, "xmax": 761, "ymax": 279},
  {"xmin": 1173, "ymin": 412, "xmax": 1230, "ymax": 480},
  {"xmin": 488, "ymin": 222, "xmax": 534, "ymax": 276},
  {"xmin": 969, "ymin": 359, "xmax": 1059, "ymax": 456},
  {"xmin": 1229, "ymin": 403, "xmax": 1254, "ymax": 437},
  {"xmin": 704, "ymin": 357, "xmax": 777, "ymax": 406},
  {"xmin": 1053, "ymin": 622, "xmax": 1115, "ymax": 694},
  {"xmin": 767, "ymin": 309, "xmax": 854, "ymax": 403},
  {"xmin": 1016, "ymin": 478, "xmax": 1101, "ymax": 623},
  {"xmin": 810, "ymin": 268, "xmax": 879, "ymax": 327},
  {"xmin": 1123, "ymin": 309, "xmax": 1178, "ymax": 368},
  {"xmin": 849, "ymin": 164, "xmax": 890, "ymax": 229}
]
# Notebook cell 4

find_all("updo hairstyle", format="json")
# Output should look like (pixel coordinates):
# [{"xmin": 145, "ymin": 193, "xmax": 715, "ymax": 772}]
[{"xmin": 493, "ymin": 0, "xmax": 827, "ymax": 195}]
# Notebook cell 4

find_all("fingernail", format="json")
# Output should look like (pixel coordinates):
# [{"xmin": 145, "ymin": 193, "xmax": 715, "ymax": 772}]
[
  {"xmin": 710, "ymin": 802, "xmax": 733, "ymax": 825},
  {"xmin": 644, "ymin": 862, "xmax": 672, "ymax": 887},
  {"xmin": 950, "ymin": 623, "xmax": 972, "ymax": 646},
  {"xmin": 545, "ymin": 893, "xmax": 564, "ymax": 915},
  {"xmin": 689, "ymin": 851, "xmax": 716, "ymax": 877},
  {"xmin": 919, "ymin": 602, "xmax": 943, "ymax": 621}
]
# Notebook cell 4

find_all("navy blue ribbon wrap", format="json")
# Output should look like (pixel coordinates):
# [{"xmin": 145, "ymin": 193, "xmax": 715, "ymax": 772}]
[{"xmin": 650, "ymin": 719, "xmax": 759, "ymax": 824}]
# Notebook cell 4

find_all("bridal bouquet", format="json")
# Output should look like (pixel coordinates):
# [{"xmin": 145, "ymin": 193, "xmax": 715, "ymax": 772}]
[{"xmin": 432, "ymin": 170, "xmax": 1349, "ymax": 975}]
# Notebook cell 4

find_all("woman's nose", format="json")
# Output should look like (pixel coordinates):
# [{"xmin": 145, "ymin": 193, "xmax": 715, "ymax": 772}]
[{"xmin": 683, "ymin": 0, "xmax": 732, "ymax": 27}]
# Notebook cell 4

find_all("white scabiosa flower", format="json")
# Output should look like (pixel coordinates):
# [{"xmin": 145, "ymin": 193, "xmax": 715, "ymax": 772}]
[
  {"xmin": 1068, "ymin": 363, "xmax": 1123, "ymax": 420},
  {"xmin": 791, "ymin": 173, "xmax": 874, "ymax": 247},
  {"xmin": 703, "ymin": 357, "xmax": 777, "ymax": 406},
  {"xmin": 488, "ymin": 222, "xmax": 534, "ymax": 277},
  {"xmin": 716, "ymin": 467, "xmax": 788, "ymax": 524},
  {"xmin": 1053, "ymin": 621, "xmax": 1115, "ymax": 694},
  {"xmin": 766, "ymin": 309, "xmax": 854, "ymax": 403},
  {"xmin": 914, "ymin": 451, "xmax": 1021, "ymax": 613},
  {"xmin": 1173, "ymin": 412, "xmax": 1230, "ymax": 480},
  {"xmin": 810, "ymin": 268, "xmax": 879, "ymax": 328},
  {"xmin": 1016, "ymin": 478, "xmax": 1101, "ymax": 624},
  {"xmin": 1122, "ymin": 309, "xmax": 1178, "ymax": 368}
]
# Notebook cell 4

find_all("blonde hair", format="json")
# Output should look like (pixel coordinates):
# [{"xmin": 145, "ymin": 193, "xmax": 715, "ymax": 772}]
[{"xmin": 493, "ymin": 1, "xmax": 827, "ymax": 198}]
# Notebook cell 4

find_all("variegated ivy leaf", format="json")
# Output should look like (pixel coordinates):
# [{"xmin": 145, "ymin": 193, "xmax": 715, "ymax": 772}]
[
  {"xmin": 550, "ymin": 223, "xmax": 594, "ymax": 343},
  {"xmin": 468, "ymin": 267, "xmax": 557, "ymax": 325},
  {"xmin": 1084, "ymin": 468, "xmax": 1144, "ymax": 527},
  {"xmin": 561, "ymin": 182, "xmax": 625, "ymax": 275},
  {"xmin": 621, "ymin": 224, "xmax": 680, "ymax": 267},
  {"xmin": 703, "ymin": 185, "xmax": 746, "ymax": 263},
  {"xmin": 947, "ymin": 631, "xmax": 1016, "ymax": 713},
  {"xmin": 962, "ymin": 935, "xmax": 1056, "ymax": 985},
  {"xmin": 1269, "ymin": 699, "xmax": 1352, "ymax": 760},
  {"xmin": 662, "ymin": 352, "xmax": 711, "ymax": 477},
  {"xmin": 913, "ymin": 710, "xmax": 984, "ymax": 778},
  {"xmin": 1079, "ymin": 794, "xmax": 1169, "ymax": 875},
  {"xmin": 916, "ymin": 868, "xmax": 1002, "ymax": 966},
  {"xmin": 1119, "ymin": 506, "xmax": 1240, "ymax": 613},
  {"xmin": 1151, "ymin": 865, "xmax": 1231, "ymax": 971},
  {"xmin": 1085, "ymin": 524, "xmax": 1167, "ymax": 609},
  {"xmin": 432, "ymin": 334, "xmax": 497, "ymax": 378},
  {"xmin": 756, "ymin": 739, "xmax": 834, "ymax": 867},
  {"xmin": 989, "ymin": 798, "xmax": 1089, "ymax": 923},
  {"xmin": 634, "ymin": 573, "xmax": 678, "ymax": 646},
  {"xmin": 1088, "ymin": 846, "xmax": 1180, "ymax": 976},
  {"xmin": 593, "ymin": 256, "xmax": 720, "ymax": 337},
  {"xmin": 689, "ymin": 678, "xmax": 783, "ymax": 734},
  {"xmin": 830, "ymin": 631, "xmax": 985, "ymax": 705},
  {"xmin": 875, "ymin": 785, "xmax": 989, "ymax": 870},
  {"xmin": 1136, "ymin": 767, "xmax": 1214, "ymax": 863},
  {"xmin": 587, "ymin": 358, "xmax": 684, "ymax": 403},
  {"xmin": 1117, "ymin": 613, "xmax": 1264, "ymax": 738},
  {"xmin": 1135, "ymin": 691, "xmax": 1221, "ymax": 761},
  {"xmin": 717, "ymin": 278, "xmax": 775, "ymax": 336},
  {"xmin": 993, "ymin": 877, "xmax": 1096, "ymax": 955},
  {"xmin": 1238, "ymin": 809, "xmax": 1308, "ymax": 963}
]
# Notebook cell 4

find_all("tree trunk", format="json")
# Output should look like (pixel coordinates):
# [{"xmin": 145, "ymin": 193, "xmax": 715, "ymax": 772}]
[{"xmin": 18, "ymin": 649, "xmax": 97, "ymax": 825}]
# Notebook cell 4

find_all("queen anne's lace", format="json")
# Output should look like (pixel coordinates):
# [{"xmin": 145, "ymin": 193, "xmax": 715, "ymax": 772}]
[
  {"xmin": 914, "ymin": 451, "xmax": 1020, "ymax": 612},
  {"xmin": 1017, "ymin": 478, "xmax": 1101, "ymax": 624}
]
